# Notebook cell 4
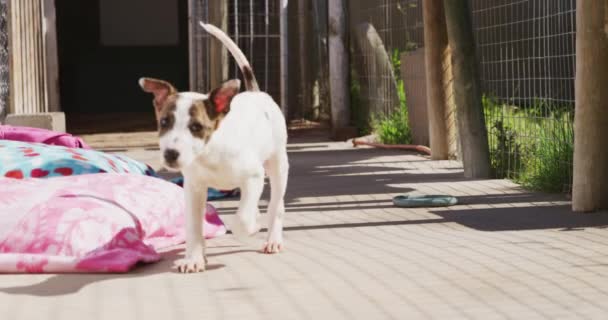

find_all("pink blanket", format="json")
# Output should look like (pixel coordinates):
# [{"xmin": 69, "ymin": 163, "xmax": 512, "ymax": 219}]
[
  {"xmin": 0, "ymin": 174, "xmax": 226, "ymax": 273},
  {"xmin": 0, "ymin": 124, "xmax": 90, "ymax": 149}
]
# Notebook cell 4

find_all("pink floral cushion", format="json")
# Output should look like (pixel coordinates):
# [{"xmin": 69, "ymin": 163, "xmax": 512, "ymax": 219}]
[{"xmin": 0, "ymin": 174, "xmax": 226, "ymax": 273}]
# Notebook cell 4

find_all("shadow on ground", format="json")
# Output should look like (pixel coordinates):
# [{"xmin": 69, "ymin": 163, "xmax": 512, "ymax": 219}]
[
  {"xmin": 0, "ymin": 248, "xmax": 259, "ymax": 297},
  {"xmin": 158, "ymin": 148, "xmax": 463, "ymax": 199},
  {"xmin": 432, "ymin": 205, "xmax": 608, "ymax": 232},
  {"xmin": 247, "ymin": 205, "xmax": 608, "ymax": 233},
  {"xmin": 209, "ymin": 146, "xmax": 608, "ymax": 233}
]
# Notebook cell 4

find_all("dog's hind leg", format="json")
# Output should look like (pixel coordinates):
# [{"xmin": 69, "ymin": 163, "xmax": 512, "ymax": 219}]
[
  {"xmin": 231, "ymin": 171, "xmax": 264, "ymax": 242},
  {"xmin": 263, "ymin": 151, "xmax": 289, "ymax": 254}
]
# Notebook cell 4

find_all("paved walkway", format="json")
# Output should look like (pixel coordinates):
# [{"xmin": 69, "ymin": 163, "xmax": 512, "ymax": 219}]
[{"xmin": 1, "ymin": 138, "xmax": 608, "ymax": 320}]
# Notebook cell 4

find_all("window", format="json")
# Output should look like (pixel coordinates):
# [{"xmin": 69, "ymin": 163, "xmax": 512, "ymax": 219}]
[{"xmin": 99, "ymin": 0, "xmax": 178, "ymax": 46}]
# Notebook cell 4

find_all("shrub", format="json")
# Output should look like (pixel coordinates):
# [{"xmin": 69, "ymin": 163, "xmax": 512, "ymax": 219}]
[{"xmin": 483, "ymin": 96, "xmax": 574, "ymax": 193}]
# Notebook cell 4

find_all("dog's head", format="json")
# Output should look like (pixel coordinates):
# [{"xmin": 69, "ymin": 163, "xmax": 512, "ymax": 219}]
[{"xmin": 139, "ymin": 78, "xmax": 241, "ymax": 171}]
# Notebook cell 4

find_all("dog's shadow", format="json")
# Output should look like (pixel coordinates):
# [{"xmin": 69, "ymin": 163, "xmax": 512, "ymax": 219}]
[{"xmin": 0, "ymin": 247, "xmax": 256, "ymax": 297}]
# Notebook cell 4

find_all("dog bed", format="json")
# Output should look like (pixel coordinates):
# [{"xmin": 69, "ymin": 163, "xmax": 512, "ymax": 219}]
[
  {"xmin": 0, "ymin": 139, "xmax": 155, "ymax": 179},
  {"xmin": 0, "ymin": 174, "xmax": 226, "ymax": 273},
  {"xmin": 0, "ymin": 140, "xmax": 237, "ymax": 200}
]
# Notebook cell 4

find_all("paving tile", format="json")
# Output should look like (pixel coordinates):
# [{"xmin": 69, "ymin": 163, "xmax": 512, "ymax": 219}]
[{"xmin": 1, "ymin": 138, "xmax": 608, "ymax": 320}]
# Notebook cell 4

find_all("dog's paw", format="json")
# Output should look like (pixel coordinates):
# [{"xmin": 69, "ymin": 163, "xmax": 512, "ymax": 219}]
[
  {"xmin": 174, "ymin": 256, "xmax": 207, "ymax": 273},
  {"xmin": 262, "ymin": 241, "xmax": 283, "ymax": 254},
  {"xmin": 230, "ymin": 215, "xmax": 261, "ymax": 243},
  {"xmin": 262, "ymin": 228, "xmax": 283, "ymax": 254},
  {"xmin": 262, "ymin": 232, "xmax": 283, "ymax": 254}
]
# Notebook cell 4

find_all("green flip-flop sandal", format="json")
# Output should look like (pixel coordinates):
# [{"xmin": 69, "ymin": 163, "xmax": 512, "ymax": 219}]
[{"xmin": 393, "ymin": 194, "xmax": 458, "ymax": 208}]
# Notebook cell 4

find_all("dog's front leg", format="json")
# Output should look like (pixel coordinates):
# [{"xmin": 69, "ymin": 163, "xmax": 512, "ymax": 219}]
[{"xmin": 175, "ymin": 177, "xmax": 208, "ymax": 273}]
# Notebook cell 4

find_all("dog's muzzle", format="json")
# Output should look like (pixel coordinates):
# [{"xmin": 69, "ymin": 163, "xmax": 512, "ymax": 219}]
[{"xmin": 163, "ymin": 149, "xmax": 180, "ymax": 167}]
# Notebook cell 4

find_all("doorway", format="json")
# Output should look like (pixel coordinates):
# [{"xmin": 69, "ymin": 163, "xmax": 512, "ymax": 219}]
[{"xmin": 55, "ymin": 0, "xmax": 189, "ymax": 134}]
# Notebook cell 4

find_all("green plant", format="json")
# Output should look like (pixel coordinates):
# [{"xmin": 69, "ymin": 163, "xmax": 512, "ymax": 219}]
[
  {"xmin": 483, "ymin": 95, "xmax": 574, "ymax": 193},
  {"xmin": 350, "ymin": 68, "xmax": 371, "ymax": 136},
  {"xmin": 391, "ymin": 49, "xmax": 402, "ymax": 80},
  {"xmin": 519, "ymin": 116, "xmax": 574, "ymax": 192},
  {"xmin": 372, "ymin": 50, "xmax": 412, "ymax": 145},
  {"xmin": 489, "ymin": 119, "xmax": 525, "ymax": 179},
  {"xmin": 373, "ymin": 103, "xmax": 412, "ymax": 145},
  {"xmin": 484, "ymin": 96, "xmax": 526, "ymax": 179}
]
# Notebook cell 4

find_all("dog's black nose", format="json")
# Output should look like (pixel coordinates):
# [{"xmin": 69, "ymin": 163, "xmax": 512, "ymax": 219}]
[{"xmin": 164, "ymin": 149, "xmax": 180, "ymax": 163}]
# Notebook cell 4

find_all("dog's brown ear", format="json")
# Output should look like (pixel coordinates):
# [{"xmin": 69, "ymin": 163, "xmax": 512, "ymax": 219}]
[
  {"xmin": 208, "ymin": 79, "xmax": 241, "ymax": 115},
  {"xmin": 139, "ymin": 78, "xmax": 177, "ymax": 118}
]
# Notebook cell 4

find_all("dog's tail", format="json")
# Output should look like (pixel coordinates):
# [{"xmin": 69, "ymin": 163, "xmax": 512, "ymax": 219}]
[{"xmin": 199, "ymin": 22, "xmax": 260, "ymax": 92}]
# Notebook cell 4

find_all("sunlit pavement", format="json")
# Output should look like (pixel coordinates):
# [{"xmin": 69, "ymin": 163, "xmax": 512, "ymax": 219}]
[{"xmin": 1, "ymin": 135, "xmax": 607, "ymax": 320}]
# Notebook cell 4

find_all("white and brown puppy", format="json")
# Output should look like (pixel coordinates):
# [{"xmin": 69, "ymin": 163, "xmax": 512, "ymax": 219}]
[{"xmin": 139, "ymin": 23, "xmax": 289, "ymax": 273}]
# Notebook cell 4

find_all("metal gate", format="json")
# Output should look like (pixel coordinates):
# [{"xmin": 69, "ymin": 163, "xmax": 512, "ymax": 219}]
[{"xmin": 189, "ymin": 0, "xmax": 284, "ymax": 105}]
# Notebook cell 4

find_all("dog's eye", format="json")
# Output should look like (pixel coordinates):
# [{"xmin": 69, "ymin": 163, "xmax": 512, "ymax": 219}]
[
  {"xmin": 160, "ymin": 117, "xmax": 170, "ymax": 128},
  {"xmin": 189, "ymin": 123, "xmax": 203, "ymax": 132}
]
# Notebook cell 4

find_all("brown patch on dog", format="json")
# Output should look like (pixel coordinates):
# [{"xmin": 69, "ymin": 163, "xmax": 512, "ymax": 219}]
[
  {"xmin": 189, "ymin": 101, "xmax": 218, "ymax": 142},
  {"xmin": 203, "ymin": 99, "xmax": 220, "ymax": 120},
  {"xmin": 141, "ymin": 78, "xmax": 240, "ymax": 140},
  {"xmin": 242, "ymin": 65, "xmax": 259, "ymax": 91},
  {"xmin": 157, "ymin": 96, "xmax": 178, "ymax": 137},
  {"xmin": 194, "ymin": 79, "xmax": 241, "ymax": 134}
]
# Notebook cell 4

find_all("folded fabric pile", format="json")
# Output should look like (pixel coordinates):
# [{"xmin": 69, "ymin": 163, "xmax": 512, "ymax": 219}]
[
  {"xmin": 0, "ymin": 125, "xmax": 232, "ymax": 273},
  {"xmin": 0, "ymin": 174, "xmax": 226, "ymax": 273},
  {"xmin": 0, "ymin": 124, "xmax": 90, "ymax": 149}
]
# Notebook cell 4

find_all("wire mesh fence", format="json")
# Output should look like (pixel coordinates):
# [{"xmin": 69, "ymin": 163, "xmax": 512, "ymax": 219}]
[
  {"xmin": 346, "ymin": 0, "xmax": 576, "ymax": 193},
  {"xmin": 55, "ymin": 0, "xmax": 575, "ymax": 193},
  {"xmin": 348, "ymin": 0, "xmax": 424, "ymax": 139},
  {"xmin": 287, "ymin": 0, "xmax": 332, "ymax": 123},
  {"xmin": 471, "ymin": 0, "xmax": 576, "ymax": 192},
  {"xmin": 190, "ymin": 0, "xmax": 281, "ymax": 102}
]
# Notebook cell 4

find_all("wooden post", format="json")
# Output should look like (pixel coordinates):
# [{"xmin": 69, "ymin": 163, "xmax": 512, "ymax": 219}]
[
  {"xmin": 328, "ymin": 0, "xmax": 350, "ymax": 134},
  {"xmin": 8, "ymin": 0, "xmax": 49, "ymax": 114},
  {"xmin": 280, "ymin": 0, "xmax": 289, "ymax": 118},
  {"xmin": 572, "ymin": 0, "xmax": 608, "ymax": 212},
  {"xmin": 352, "ymin": 23, "xmax": 401, "ymax": 114},
  {"xmin": 311, "ymin": 0, "xmax": 330, "ymax": 121},
  {"xmin": 298, "ymin": 0, "xmax": 311, "ymax": 118},
  {"xmin": 423, "ymin": 0, "xmax": 450, "ymax": 160},
  {"xmin": 188, "ymin": 0, "xmax": 198, "ymax": 91},
  {"xmin": 208, "ymin": 1, "xmax": 228, "ymax": 89},
  {"xmin": 443, "ymin": 0, "xmax": 491, "ymax": 179},
  {"xmin": 43, "ymin": 0, "xmax": 60, "ymax": 112},
  {"xmin": 0, "ymin": 0, "xmax": 8, "ymax": 121},
  {"xmin": 401, "ymin": 49, "xmax": 429, "ymax": 146}
]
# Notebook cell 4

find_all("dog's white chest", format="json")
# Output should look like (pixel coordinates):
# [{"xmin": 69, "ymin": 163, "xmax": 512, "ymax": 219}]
[
  {"xmin": 184, "ymin": 149, "xmax": 262, "ymax": 190},
  {"xmin": 187, "ymin": 162, "xmax": 237, "ymax": 190}
]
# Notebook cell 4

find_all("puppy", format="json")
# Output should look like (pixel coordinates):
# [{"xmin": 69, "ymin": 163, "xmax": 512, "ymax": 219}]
[{"xmin": 139, "ymin": 23, "xmax": 289, "ymax": 273}]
